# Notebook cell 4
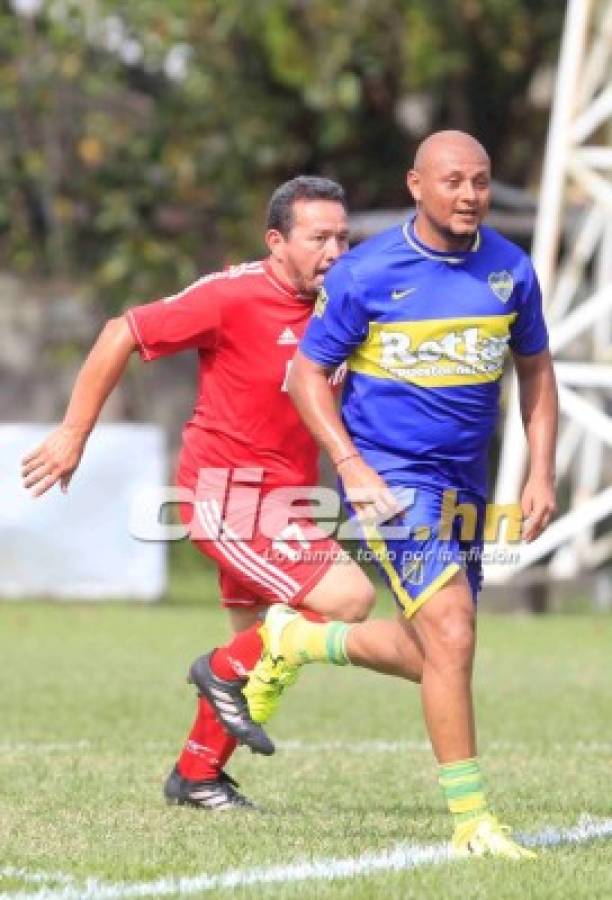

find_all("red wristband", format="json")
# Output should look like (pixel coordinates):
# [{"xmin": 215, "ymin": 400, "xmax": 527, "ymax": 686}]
[{"xmin": 334, "ymin": 452, "xmax": 359, "ymax": 469}]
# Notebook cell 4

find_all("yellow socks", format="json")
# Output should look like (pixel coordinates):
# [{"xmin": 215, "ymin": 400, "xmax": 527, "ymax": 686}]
[{"xmin": 279, "ymin": 617, "xmax": 351, "ymax": 667}]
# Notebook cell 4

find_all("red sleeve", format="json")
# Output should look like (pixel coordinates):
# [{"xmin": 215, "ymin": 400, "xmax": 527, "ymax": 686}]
[{"xmin": 125, "ymin": 276, "xmax": 222, "ymax": 361}]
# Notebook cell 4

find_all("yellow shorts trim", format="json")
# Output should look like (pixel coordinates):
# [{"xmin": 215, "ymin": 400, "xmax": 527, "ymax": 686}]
[
  {"xmin": 361, "ymin": 523, "xmax": 461, "ymax": 620},
  {"xmin": 408, "ymin": 563, "xmax": 461, "ymax": 618},
  {"xmin": 361, "ymin": 523, "xmax": 414, "ymax": 616}
]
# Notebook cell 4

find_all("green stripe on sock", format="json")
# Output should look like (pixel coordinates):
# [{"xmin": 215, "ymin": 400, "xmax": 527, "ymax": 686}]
[
  {"xmin": 443, "ymin": 777, "xmax": 483, "ymax": 800},
  {"xmin": 440, "ymin": 759, "xmax": 480, "ymax": 778},
  {"xmin": 325, "ymin": 623, "xmax": 350, "ymax": 665},
  {"xmin": 439, "ymin": 757, "xmax": 488, "ymax": 825}
]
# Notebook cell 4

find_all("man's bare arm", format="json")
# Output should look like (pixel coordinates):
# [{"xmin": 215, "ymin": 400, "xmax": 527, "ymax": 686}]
[
  {"xmin": 287, "ymin": 350, "xmax": 399, "ymax": 518},
  {"xmin": 22, "ymin": 316, "xmax": 137, "ymax": 497},
  {"xmin": 513, "ymin": 347, "xmax": 558, "ymax": 542}
]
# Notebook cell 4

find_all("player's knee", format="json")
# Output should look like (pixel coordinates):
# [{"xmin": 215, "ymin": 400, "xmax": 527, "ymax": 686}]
[
  {"xmin": 440, "ymin": 612, "xmax": 475, "ymax": 660},
  {"xmin": 343, "ymin": 579, "xmax": 376, "ymax": 622},
  {"xmin": 324, "ymin": 580, "xmax": 375, "ymax": 623},
  {"xmin": 339, "ymin": 565, "xmax": 376, "ymax": 621},
  {"xmin": 303, "ymin": 562, "xmax": 376, "ymax": 622},
  {"xmin": 426, "ymin": 605, "xmax": 475, "ymax": 666}
]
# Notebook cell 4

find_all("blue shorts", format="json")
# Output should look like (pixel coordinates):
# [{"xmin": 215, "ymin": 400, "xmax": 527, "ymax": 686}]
[{"xmin": 343, "ymin": 485, "xmax": 484, "ymax": 619}]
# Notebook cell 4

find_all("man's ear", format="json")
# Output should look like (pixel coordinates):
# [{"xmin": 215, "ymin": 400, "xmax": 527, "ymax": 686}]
[
  {"xmin": 265, "ymin": 228, "xmax": 285, "ymax": 260},
  {"xmin": 406, "ymin": 169, "xmax": 421, "ymax": 204}
]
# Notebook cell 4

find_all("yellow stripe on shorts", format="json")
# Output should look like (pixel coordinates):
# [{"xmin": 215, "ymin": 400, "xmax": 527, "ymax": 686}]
[{"xmin": 361, "ymin": 522, "xmax": 460, "ymax": 619}]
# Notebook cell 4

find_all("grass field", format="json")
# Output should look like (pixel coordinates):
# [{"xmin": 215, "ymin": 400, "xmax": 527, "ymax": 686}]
[{"xmin": 1, "ymin": 566, "xmax": 612, "ymax": 899}]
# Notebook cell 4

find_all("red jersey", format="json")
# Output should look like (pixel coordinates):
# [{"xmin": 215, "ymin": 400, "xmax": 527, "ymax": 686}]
[{"xmin": 125, "ymin": 260, "xmax": 319, "ymax": 488}]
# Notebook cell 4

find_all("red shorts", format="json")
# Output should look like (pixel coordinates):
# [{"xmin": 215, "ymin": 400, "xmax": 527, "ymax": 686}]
[{"xmin": 178, "ymin": 469, "xmax": 341, "ymax": 609}]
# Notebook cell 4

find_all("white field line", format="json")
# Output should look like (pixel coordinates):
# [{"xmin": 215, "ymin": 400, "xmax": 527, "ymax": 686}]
[
  {"xmin": 2, "ymin": 739, "xmax": 612, "ymax": 755},
  {"xmin": 3, "ymin": 815, "xmax": 612, "ymax": 900}
]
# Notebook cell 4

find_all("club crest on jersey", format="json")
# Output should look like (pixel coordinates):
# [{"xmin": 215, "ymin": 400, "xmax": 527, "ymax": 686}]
[
  {"xmin": 314, "ymin": 287, "xmax": 328, "ymax": 318},
  {"xmin": 488, "ymin": 271, "xmax": 514, "ymax": 303},
  {"xmin": 402, "ymin": 555, "xmax": 425, "ymax": 586}
]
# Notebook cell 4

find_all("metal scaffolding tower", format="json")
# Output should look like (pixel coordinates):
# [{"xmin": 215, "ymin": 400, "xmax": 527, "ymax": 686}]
[{"xmin": 487, "ymin": 0, "xmax": 612, "ymax": 585}]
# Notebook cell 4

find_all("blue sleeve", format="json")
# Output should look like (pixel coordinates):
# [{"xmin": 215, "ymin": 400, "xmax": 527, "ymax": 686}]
[
  {"xmin": 509, "ymin": 260, "xmax": 549, "ymax": 356},
  {"xmin": 300, "ymin": 262, "xmax": 369, "ymax": 367}
]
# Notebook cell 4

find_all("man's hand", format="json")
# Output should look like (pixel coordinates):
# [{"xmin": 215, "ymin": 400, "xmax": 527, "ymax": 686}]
[
  {"xmin": 21, "ymin": 425, "xmax": 88, "ymax": 497},
  {"xmin": 521, "ymin": 473, "xmax": 556, "ymax": 543},
  {"xmin": 21, "ymin": 317, "xmax": 137, "ymax": 499},
  {"xmin": 337, "ymin": 455, "xmax": 402, "ymax": 523}
]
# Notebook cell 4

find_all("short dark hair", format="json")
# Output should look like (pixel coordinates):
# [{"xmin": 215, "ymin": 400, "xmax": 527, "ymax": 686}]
[{"xmin": 266, "ymin": 176, "xmax": 346, "ymax": 237}]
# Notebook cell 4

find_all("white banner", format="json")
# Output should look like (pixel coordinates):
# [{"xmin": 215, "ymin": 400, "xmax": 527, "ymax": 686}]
[{"xmin": 1, "ymin": 424, "xmax": 166, "ymax": 600}]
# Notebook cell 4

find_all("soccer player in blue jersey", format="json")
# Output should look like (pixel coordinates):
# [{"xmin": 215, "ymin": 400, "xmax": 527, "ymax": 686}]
[{"xmin": 245, "ymin": 131, "xmax": 558, "ymax": 858}]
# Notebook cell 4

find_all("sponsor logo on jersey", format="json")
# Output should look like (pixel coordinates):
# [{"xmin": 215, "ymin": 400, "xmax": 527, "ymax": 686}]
[
  {"xmin": 348, "ymin": 314, "xmax": 517, "ymax": 387},
  {"xmin": 488, "ymin": 270, "xmax": 514, "ymax": 302},
  {"xmin": 314, "ymin": 287, "xmax": 328, "ymax": 318},
  {"xmin": 391, "ymin": 287, "xmax": 417, "ymax": 300},
  {"xmin": 277, "ymin": 327, "xmax": 299, "ymax": 346}
]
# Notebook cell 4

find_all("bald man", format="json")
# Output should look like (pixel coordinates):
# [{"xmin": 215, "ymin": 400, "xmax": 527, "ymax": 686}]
[{"xmin": 242, "ymin": 130, "xmax": 557, "ymax": 858}]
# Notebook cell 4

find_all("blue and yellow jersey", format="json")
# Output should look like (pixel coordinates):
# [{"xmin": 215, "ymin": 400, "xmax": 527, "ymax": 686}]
[{"xmin": 300, "ymin": 218, "xmax": 548, "ymax": 499}]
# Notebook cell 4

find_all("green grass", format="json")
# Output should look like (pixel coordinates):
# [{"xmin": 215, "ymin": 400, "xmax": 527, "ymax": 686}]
[{"xmin": 1, "ymin": 571, "xmax": 612, "ymax": 899}]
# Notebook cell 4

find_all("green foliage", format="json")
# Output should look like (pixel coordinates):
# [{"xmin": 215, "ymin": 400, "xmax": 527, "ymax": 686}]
[{"xmin": 0, "ymin": 0, "xmax": 564, "ymax": 312}]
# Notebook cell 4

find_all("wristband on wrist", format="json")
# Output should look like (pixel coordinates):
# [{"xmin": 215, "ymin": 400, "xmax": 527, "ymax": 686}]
[{"xmin": 334, "ymin": 452, "xmax": 359, "ymax": 469}]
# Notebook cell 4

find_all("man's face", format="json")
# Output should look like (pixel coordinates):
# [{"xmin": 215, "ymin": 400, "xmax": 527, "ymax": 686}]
[
  {"xmin": 407, "ymin": 147, "xmax": 491, "ymax": 248},
  {"xmin": 267, "ymin": 199, "xmax": 349, "ymax": 297}
]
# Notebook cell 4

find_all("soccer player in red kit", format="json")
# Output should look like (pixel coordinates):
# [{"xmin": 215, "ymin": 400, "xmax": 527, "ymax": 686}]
[{"xmin": 22, "ymin": 178, "xmax": 393, "ymax": 809}]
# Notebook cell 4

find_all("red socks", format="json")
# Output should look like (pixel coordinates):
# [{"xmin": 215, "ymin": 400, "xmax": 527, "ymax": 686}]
[
  {"xmin": 176, "ymin": 623, "xmax": 262, "ymax": 781},
  {"xmin": 209, "ymin": 623, "xmax": 264, "ymax": 680},
  {"xmin": 208, "ymin": 608, "xmax": 326, "ymax": 681},
  {"xmin": 176, "ymin": 695, "xmax": 238, "ymax": 781},
  {"xmin": 176, "ymin": 606, "xmax": 326, "ymax": 782}
]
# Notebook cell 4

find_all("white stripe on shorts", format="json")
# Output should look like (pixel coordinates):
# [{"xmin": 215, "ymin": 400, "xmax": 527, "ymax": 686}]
[
  {"xmin": 195, "ymin": 501, "xmax": 297, "ymax": 602},
  {"xmin": 196, "ymin": 501, "xmax": 293, "ymax": 601},
  {"xmin": 210, "ymin": 499, "xmax": 302, "ymax": 594},
  {"xmin": 197, "ymin": 501, "xmax": 293, "ymax": 601}
]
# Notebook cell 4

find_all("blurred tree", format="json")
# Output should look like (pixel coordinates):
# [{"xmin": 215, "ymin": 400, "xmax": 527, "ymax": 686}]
[{"xmin": 0, "ymin": 0, "xmax": 564, "ymax": 312}]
